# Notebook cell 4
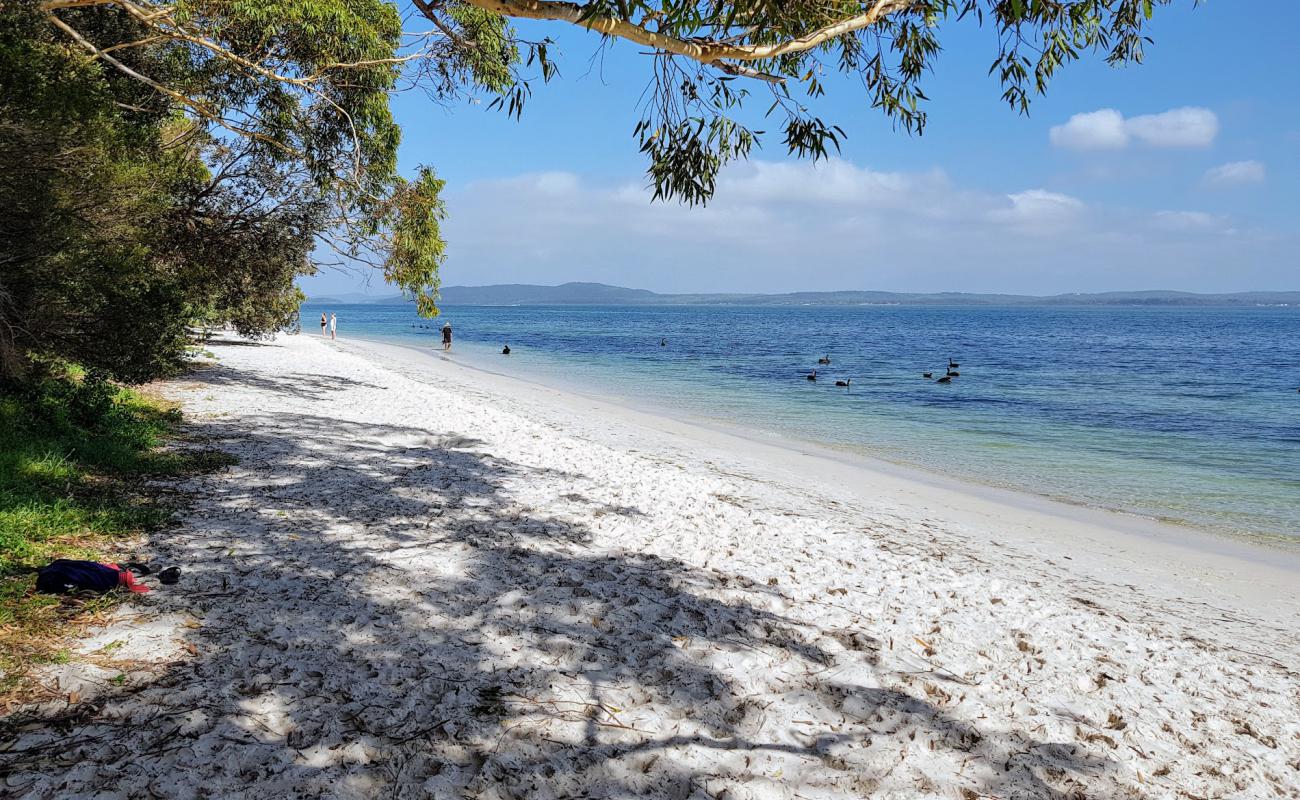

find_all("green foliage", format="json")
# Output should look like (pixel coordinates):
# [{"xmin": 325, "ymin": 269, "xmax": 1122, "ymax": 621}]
[
  {"xmin": 0, "ymin": 2, "xmax": 186, "ymax": 381},
  {"xmin": 634, "ymin": 70, "xmax": 756, "ymax": 205},
  {"xmin": 443, "ymin": 2, "xmax": 528, "ymax": 97},
  {"xmin": 380, "ymin": 167, "xmax": 448, "ymax": 318},
  {"xmin": 168, "ymin": 0, "xmax": 405, "ymax": 189}
]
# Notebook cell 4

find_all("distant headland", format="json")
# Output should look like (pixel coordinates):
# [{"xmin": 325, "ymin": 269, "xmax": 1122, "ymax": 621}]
[{"xmin": 308, "ymin": 282, "xmax": 1300, "ymax": 308}]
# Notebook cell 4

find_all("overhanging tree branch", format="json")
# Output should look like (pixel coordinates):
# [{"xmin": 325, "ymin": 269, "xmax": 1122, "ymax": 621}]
[
  {"xmin": 45, "ymin": 13, "xmax": 295, "ymax": 153},
  {"xmin": 454, "ymin": 0, "xmax": 923, "ymax": 63}
]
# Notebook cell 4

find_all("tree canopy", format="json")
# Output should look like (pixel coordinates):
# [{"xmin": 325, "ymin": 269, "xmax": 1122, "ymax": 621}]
[
  {"xmin": 3, "ymin": 0, "xmax": 1183, "ymax": 382},
  {"xmin": 2, "ymin": 0, "xmax": 456, "ymax": 380}
]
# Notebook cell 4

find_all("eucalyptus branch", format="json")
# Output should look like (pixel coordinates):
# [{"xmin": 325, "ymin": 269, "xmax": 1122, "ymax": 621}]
[
  {"xmin": 454, "ymin": 0, "xmax": 923, "ymax": 64},
  {"xmin": 46, "ymin": 13, "xmax": 295, "ymax": 154}
]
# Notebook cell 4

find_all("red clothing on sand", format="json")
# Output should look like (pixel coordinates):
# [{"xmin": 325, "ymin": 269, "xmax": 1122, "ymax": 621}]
[{"xmin": 105, "ymin": 563, "xmax": 150, "ymax": 593}]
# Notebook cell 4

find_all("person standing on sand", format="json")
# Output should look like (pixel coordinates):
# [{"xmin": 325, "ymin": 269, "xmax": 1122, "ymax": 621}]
[
  {"xmin": 441, "ymin": 321, "xmax": 452, "ymax": 351},
  {"xmin": 320, "ymin": 312, "xmax": 328, "ymax": 338},
  {"xmin": 329, "ymin": 313, "xmax": 337, "ymax": 340}
]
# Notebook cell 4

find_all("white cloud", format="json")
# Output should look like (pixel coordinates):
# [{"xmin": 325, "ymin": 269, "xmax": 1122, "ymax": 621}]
[
  {"xmin": 990, "ymin": 190, "xmax": 1085, "ymax": 230},
  {"xmin": 1153, "ymin": 210, "xmax": 1230, "ymax": 231},
  {"xmin": 1049, "ymin": 109, "xmax": 1129, "ymax": 150},
  {"xmin": 1050, "ymin": 107, "xmax": 1218, "ymax": 150},
  {"xmin": 1203, "ymin": 160, "xmax": 1266, "ymax": 186},
  {"xmin": 1127, "ymin": 107, "xmax": 1219, "ymax": 147},
  {"xmin": 532, "ymin": 171, "xmax": 581, "ymax": 195},
  {"xmin": 717, "ymin": 159, "xmax": 950, "ymax": 207}
]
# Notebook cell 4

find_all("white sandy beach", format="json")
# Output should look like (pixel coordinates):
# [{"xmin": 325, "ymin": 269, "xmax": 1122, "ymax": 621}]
[{"xmin": 5, "ymin": 333, "xmax": 1298, "ymax": 799}]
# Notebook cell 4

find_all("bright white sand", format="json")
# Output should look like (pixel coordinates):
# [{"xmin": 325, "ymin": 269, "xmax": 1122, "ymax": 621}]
[{"xmin": 6, "ymin": 333, "xmax": 1298, "ymax": 799}]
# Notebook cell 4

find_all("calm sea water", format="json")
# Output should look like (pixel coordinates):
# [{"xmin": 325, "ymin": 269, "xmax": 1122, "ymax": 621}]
[{"xmin": 303, "ymin": 303, "xmax": 1300, "ymax": 543}]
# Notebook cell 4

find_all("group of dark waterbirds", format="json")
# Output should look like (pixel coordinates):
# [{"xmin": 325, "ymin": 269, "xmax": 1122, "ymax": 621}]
[
  {"xmin": 929, "ymin": 358, "xmax": 961, "ymax": 384},
  {"xmin": 805, "ymin": 354, "xmax": 853, "ymax": 388},
  {"xmin": 806, "ymin": 355, "xmax": 962, "ymax": 387}
]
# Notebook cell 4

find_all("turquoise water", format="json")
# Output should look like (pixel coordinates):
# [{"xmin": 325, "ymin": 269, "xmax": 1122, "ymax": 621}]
[{"xmin": 304, "ymin": 303, "xmax": 1300, "ymax": 542}]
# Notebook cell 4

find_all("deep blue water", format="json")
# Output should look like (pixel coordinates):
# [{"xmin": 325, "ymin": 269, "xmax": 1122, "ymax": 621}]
[{"xmin": 303, "ymin": 303, "xmax": 1300, "ymax": 542}]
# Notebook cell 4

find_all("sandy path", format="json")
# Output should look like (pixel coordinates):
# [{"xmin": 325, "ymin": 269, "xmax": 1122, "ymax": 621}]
[{"xmin": 3, "ymin": 334, "xmax": 1297, "ymax": 799}]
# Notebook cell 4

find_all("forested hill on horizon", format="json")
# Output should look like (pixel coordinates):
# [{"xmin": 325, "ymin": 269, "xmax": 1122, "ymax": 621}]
[{"xmin": 309, "ymin": 283, "xmax": 1300, "ymax": 308}]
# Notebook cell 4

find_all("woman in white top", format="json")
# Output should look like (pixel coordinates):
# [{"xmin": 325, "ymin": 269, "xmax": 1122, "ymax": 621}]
[{"xmin": 329, "ymin": 313, "xmax": 337, "ymax": 339}]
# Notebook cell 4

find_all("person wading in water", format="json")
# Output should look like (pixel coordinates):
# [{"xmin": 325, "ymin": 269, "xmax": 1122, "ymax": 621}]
[{"xmin": 441, "ymin": 321, "xmax": 452, "ymax": 352}]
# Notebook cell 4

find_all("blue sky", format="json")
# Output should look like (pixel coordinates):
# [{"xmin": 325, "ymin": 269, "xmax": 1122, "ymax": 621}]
[{"xmin": 305, "ymin": 1, "xmax": 1299, "ymax": 297}]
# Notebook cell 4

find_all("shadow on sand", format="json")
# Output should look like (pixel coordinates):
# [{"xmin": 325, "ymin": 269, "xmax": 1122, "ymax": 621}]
[
  {"xmin": 181, "ymin": 363, "xmax": 390, "ymax": 401},
  {"xmin": 1, "ymin": 395, "xmax": 1116, "ymax": 797}
]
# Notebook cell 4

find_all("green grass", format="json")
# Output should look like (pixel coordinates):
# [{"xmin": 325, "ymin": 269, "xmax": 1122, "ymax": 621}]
[{"xmin": 0, "ymin": 369, "xmax": 234, "ymax": 700}]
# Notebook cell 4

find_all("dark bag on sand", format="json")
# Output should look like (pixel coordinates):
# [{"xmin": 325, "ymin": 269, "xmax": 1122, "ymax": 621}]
[{"xmin": 35, "ymin": 559, "xmax": 121, "ymax": 594}]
